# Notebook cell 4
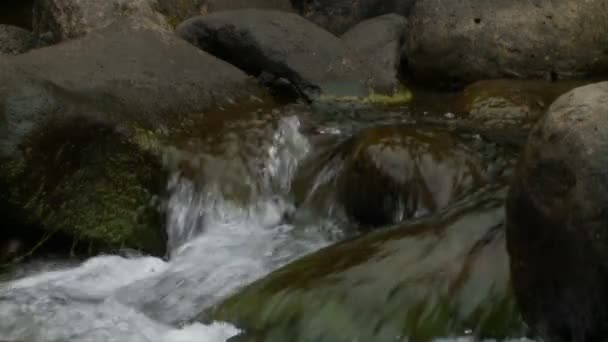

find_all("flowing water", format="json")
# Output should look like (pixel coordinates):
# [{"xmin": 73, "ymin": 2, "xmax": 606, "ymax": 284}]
[{"xmin": 0, "ymin": 103, "xmax": 534, "ymax": 342}]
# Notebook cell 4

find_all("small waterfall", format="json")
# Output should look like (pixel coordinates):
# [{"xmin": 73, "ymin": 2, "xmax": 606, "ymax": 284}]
[{"xmin": 0, "ymin": 114, "xmax": 330, "ymax": 342}]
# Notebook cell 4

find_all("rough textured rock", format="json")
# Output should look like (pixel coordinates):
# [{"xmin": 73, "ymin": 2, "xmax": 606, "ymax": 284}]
[
  {"xmin": 405, "ymin": 0, "xmax": 608, "ymax": 89},
  {"xmin": 177, "ymin": 9, "xmax": 385, "ymax": 101},
  {"xmin": 506, "ymin": 82, "xmax": 608, "ymax": 341},
  {"xmin": 291, "ymin": 0, "xmax": 415, "ymax": 35},
  {"xmin": 310, "ymin": 125, "xmax": 483, "ymax": 228},
  {"xmin": 342, "ymin": 14, "xmax": 408, "ymax": 95},
  {"xmin": 207, "ymin": 184, "xmax": 524, "ymax": 341},
  {"xmin": 454, "ymin": 79, "xmax": 587, "ymax": 131},
  {"xmin": 13, "ymin": 17, "xmax": 266, "ymax": 123},
  {"xmin": 32, "ymin": 0, "xmax": 172, "ymax": 43},
  {"xmin": 0, "ymin": 25, "xmax": 33, "ymax": 55}
]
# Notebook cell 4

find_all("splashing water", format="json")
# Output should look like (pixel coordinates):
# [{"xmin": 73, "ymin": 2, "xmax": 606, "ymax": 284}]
[{"xmin": 0, "ymin": 115, "xmax": 331, "ymax": 342}]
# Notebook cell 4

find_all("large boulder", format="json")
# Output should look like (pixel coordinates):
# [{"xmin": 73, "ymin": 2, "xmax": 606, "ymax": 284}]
[
  {"xmin": 336, "ymin": 125, "xmax": 483, "ymax": 228},
  {"xmin": 506, "ymin": 82, "xmax": 608, "ymax": 341},
  {"xmin": 341, "ymin": 14, "xmax": 408, "ymax": 95},
  {"xmin": 206, "ymin": 184, "xmax": 525, "ymax": 341},
  {"xmin": 0, "ymin": 18, "xmax": 268, "ymax": 258},
  {"xmin": 176, "ymin": 9, "xmax": 388, "ymax": 101},
  {"xmin": 405, "ymin": 0, "xmax": 608, "ymax": 88},
  {"xmin": 0, "ymin": 25, "xmax": 33, "ymax": 55},
  {"xmin": 11, "ymin": 17, "xmax": 266, "ymax": 122},
  {"xmin": 291, "ymin": 0, "xmax": 415, "ymax": 35}
]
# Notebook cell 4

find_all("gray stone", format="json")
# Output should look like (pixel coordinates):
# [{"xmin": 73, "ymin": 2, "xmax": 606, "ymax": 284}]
[{"xmin": 0, "ymin": 25, "xmax": 33, "ymax": 55}]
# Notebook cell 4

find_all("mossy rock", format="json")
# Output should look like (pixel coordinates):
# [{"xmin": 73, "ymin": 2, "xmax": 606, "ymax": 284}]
[
  {"xmin": 205, "ymin": 184, "xmax": 526, "ymax": 341},
  {"xmin": 0, "ymin": 115, "xmax": 167, "ymax": 258}
]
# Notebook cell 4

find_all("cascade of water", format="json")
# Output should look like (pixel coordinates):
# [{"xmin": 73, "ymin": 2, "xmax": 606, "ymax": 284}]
[{"xmin": 0, "ymin": 114, "xmax": 330, "ymax": 342}]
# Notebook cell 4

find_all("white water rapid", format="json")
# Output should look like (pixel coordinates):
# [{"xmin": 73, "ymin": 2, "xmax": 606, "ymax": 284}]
[{"xmin": 0, "ymin": 115, "xmax": 332, "ymax": 342}]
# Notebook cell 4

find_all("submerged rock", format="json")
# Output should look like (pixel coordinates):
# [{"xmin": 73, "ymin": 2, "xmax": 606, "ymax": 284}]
[
  {"xmin": 176, "ymin": 9, "xmax": 384, "ymax": 101},
  {"xmin": 207, "ymin": 184, "xmax": 524, "ymax": 341},
  {"xmin": 337, "ymin": 125, "xmax": 483, "ymax": 228},
  {"xmin": 405, "ymin": 0, "xmax": 608, "ymax": 88},
  {"xmin": 341, "ymin": 14, "xmax": 408, "ymax": 95},
  {"xmin": 455, "ymin": 79, "xmax": 588, "ymax": 131},
  {"xmin": 0, "ymin": 25, "xmax": 33, "ymax": 55},
  {"xmin": 507, "ymin": 82, "xmax": 608, "ymax": 341},
  {"xmin": 291, "ymin": 0, "xmax": 415, "ymax": 35}
]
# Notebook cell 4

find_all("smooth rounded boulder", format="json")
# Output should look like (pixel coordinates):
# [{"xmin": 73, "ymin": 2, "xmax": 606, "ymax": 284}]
[
  {"xmin": 507, "ymin": 82, "xmax": 608, "ymax": 341},
  {"xmin": 338, "ymin": 126, "xmax": 483, "ymax": 227},
  {"xmin": 202, "ymin": 0, "xmax": 293, "ymax": 13},
  {"xmin": 176, "ymin": 9, "xmax": 384, "ymax": 101},
  {"xmin": 341, "ymin": 14, "xmax": 408, "ymax": 95},
  {"xmin": 405, "ymin": 0, "xmax": 608, "ymax": 88},
  {"xmin": 12, "ymin": 17, "xmax": 266, "ymax": 121}
]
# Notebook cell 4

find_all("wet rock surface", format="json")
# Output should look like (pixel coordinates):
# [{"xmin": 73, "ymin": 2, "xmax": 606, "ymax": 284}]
[
  {"xmin": 336, "ymin": 125, "xmax": 483, "ymax": 228},
  {"xmin": 405, "ymin": 0, "xmax": 608, "ymax": 88},
  {"xmin": 206, "ymin": 184, "xmax": 525, "ymax": 342},
  {"xmin": 176, "ymin": 9, "xmax": 378, "ymax": 101},
  {"xmin": 507, "ymin": 82, "xmax": 608, "ymax": 341}
]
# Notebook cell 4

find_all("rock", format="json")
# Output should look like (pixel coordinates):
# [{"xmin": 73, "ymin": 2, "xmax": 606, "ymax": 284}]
[
  {"xmin": 206, "ymin": 184, "xmax": 525, "ymax": 341},
  {"xmin": 203, "ymin": 0, "xmax": 293, "ymax": 13},
  {"xmin": 405, "ymin": 0, "xmax": 608, "ymax": 89},
  {"xmin": 12, "ymin": 17, "xmax": 266, "ymax": 122},
  {"xmin": 0, "ymin": 18, "xmax": 268, "ymax": 257},
  {"xmin": 0, "ymin": 25, "xmax": 33, "ymax": 55},
  {"xmin": 0, "ymin": 66, "xmax": 167, "ymax": 256},
  {"xmin": 342, "ymin": 14, "xmax": 408, "ymax": 95},
  {"xmin": 32, "ymin": 0, "xmax": 172, "ymax": 43},
  {"xmin": 506, "ymin": 82, "xmax": 608, "ymax": 341},
  {"xmin": 0, "ymin": 0, "xmax": 34, "ymax": 29},
  {"xmin": 176, "ymin": 9, "xmax": 382, "ymax": 101},
  {"xmin": 455, "ymin": 79, "xmax": 588, "ymax": 131},
  {"xmin": 291, "ymin": 0, "xmax": 415, "ymax": 35},
  {"xmin": 336, "ymin": 125, "xmax": 483, "ymax": 228}
]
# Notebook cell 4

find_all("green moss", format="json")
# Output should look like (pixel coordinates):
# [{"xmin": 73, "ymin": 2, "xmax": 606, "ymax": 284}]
[
  {"xmin": 0, "ymin": 117, "xmax": 167, "ymax": 256},
  {"xmin": 319, "ymin": 86, "xmax": 412, "ymax": 105}
]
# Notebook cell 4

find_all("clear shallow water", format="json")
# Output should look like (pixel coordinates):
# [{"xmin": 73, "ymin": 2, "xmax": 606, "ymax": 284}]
[{"xmin": 0, "ymin": 111, "xmax": 533, "ymax": 342}]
